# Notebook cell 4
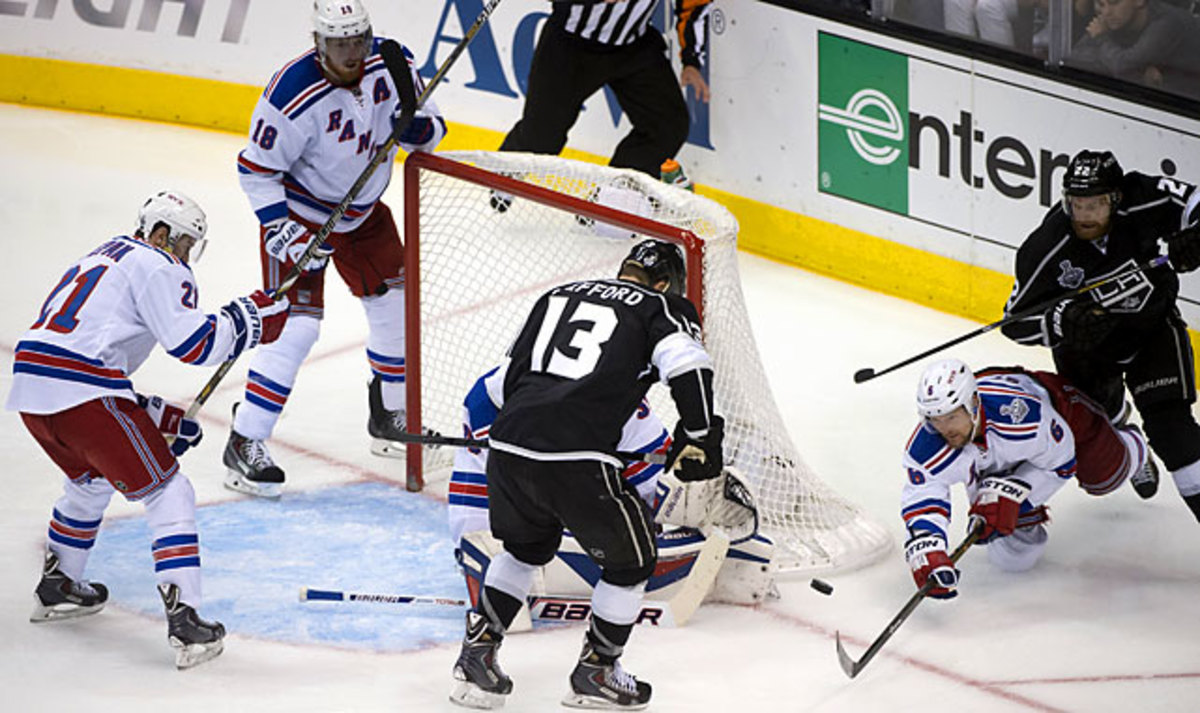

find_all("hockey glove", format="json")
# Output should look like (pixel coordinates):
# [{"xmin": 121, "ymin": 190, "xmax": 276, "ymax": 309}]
[
  {"xmin": 221, "ymin": 289, "xmax": 291, "ymax": 359},
  {"xmin": 137, "ymin": 393, "xmax": 202, "ymax": 457},
  {"xmin": 905, "ymin": 532, "xmax": 959, "ymax": 599},
  {"xmin": 666, "ymin": 415, "xmax": 725, "ymax": 482},
  {"xmin": 263, "ymin": 218, "xmax": 332, "ymax": 272},
  {"xmin": 396, "ymin": 111, "xmax": 435, "ymax": 146},
  {"xmin": 1048, "ymin": 299, "xmax": 1114, "ymax": 351},
  {"xmin": 1167, "ymin": 225, "xmax": 1200, "ymax": 273},
  {"xmin": 967, "ymin": 476, "xmax": 1033, "ymax": 543}
]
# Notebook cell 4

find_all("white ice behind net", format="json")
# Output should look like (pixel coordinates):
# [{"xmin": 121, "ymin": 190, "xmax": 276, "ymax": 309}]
[{"xmin": 412, "ymin": 151, "xmax": 890, "ymax": 574}]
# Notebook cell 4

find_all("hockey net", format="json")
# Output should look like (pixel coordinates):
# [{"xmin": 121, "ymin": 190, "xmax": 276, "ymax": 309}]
[{"xmin": 402, "ymin": 151, "xmax": 890, "ymax": 574}]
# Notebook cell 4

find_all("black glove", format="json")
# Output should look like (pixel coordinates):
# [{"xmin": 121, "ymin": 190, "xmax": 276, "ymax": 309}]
[
  {"xmin": 1167, "ymin": 225, "xmax": 1200, "ymax": 273},
  {"xmin": 1048, "ymin": 299, "xmax": 1114, "ymax": 351},
  {"xmin": 666, "ymin": 415, "xmax": 724, "ymax": 482}
]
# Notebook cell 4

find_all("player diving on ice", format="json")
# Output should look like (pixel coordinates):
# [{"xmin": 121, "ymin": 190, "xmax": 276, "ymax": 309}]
[
  {"xmin": 902, "ymin": 359, "xmax": 1156, "ymax": 598},
  {"xmin": 447, "ymin": 363, "xmax": 778, "ymax": 626},
  {"xmin": 7, "ymin": 191, "xmax": 290, "ymax": 668}
]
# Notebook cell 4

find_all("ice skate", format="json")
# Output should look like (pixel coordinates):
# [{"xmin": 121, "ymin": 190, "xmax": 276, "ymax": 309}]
[
  {"xmin": 29, "ymin": 551, "xmax": 108, "ymax": 623},
  {"xmin": 368, "ymin": 375, "xmax": 440, "ymax": 458},
  {"xmin": 563, "ymin": 640, "xmax": 651, "ymax": 710},
  {"xmin": 1130, "ymin": 454, "xmax": 1160, "ymax": 500},
  {"xmin": 159, "ymin": 583, "xmax": 225, "ymax": 670},
  {"xmin": 449, "ymin": 611, "xmax": 512, "ymax": 709},
  {"xmin": 223, "ymin": 405, "xmax": 285, "ymax": 498}
]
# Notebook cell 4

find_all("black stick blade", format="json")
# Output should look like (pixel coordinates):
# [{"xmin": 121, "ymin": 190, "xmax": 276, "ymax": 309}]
[
  {"xmin": 379, "ymin": 39, "xmax": 418, "ymax": 113},
  {"xmin": 835, "ymin": 631, "xmax": 861, "ymax": 679},
  {"xmin": 853, "ymin": 368, "xmax": 875, "ymax": 384}
]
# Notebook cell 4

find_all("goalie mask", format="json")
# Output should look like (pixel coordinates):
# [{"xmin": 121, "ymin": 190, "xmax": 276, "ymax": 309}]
[
  {"xmin": 313, "ymin": 0, "xmax": 373, "ymax": 82},
  {"xmin": 136, "ymin": 190, "xmax": 208, "ymax": 264},
  {"xmin": 621, "ymin": 239, "xmax": 686, "ymax": 296}
]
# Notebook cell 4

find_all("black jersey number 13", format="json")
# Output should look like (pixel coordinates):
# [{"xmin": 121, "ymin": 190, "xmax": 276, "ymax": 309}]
[{"xmin": 530, "ymin": 295, "xmax": 617, "ymax": 379}]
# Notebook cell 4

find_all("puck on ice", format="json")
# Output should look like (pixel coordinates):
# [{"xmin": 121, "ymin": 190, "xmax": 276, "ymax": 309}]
[{"xmin": 810, "ymin": 578, "xmax": 833, "ymax": 596}]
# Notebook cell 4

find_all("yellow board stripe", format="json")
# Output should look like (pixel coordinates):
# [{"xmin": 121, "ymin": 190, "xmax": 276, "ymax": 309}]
[{"xmin": 4, "ymin": 52, "xmax": 1197, "ymax": 381}]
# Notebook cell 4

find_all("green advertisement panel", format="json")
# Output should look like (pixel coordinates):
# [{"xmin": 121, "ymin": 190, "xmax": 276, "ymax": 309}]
[{"xmin": 817, "ymin": 33, "xmax": 909, "ymax": 214}]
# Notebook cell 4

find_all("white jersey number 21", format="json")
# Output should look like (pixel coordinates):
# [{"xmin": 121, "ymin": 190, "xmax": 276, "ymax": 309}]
[{"xmin": 530, "ymin": 296, "xmax": 617, "ymax": 380}]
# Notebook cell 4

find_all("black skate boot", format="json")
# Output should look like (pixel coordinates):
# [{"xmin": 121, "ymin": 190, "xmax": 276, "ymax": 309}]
[
  {"xmin": 1130, "ymin": 455, "xmax": 1160, "ymax": 500},
  {"xmin": 30, "ymin": 551, "xmax": 108, "ymax": 623},
  {"xmin": 159, "ymin": 583, "xmax": 225, "ymax": 670},
  {"xmin": 368, "ymin": 375, "xmax": 440, "ymax": 458},
  {"xmin": 449, "ymin": 610, "xmax": 513, "ymax": 709},
  {"xmin": 223, "ymin": 404, "xmax": 285, "ymax": 498},
  {"xmin": 563, "ymin": 639, "xmax": 652, "ymax": 710}
]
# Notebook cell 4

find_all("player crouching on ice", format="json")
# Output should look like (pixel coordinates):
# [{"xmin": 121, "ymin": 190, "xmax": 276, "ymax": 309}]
[
  {"xmin": 902, "ymin": 358, "xmax": 1157, "ymax": 598},
  {"xmin": 7, "ymin": 191, "xmax": 290, "ymax": 668},
  {"xmin": 447, "ymin": 364, "xmax": 778, "ymax": 628}
]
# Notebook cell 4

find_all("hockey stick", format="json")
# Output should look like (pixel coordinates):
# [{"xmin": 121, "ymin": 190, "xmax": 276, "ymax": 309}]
[
  {"xmin": 298, "ymin": 586, "xmax": 708, "ymax": 628},
  {"xmin": 179, "ymin": 0, "xmax": 507, "ymax": 424},
  {"xmin": 834, "ymin": 523, "xmax": 982, "ymax": 679},
  {"xmin": 852, "ymin": 254, "xmax": 1171, "ymax": 384},
  {"xmin": 382, "ymin": 431, "xmax": 668, "ymax": 465}
]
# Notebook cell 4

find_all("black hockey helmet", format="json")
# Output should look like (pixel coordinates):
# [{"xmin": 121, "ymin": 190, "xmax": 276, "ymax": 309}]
[
  {"xmin": 1062, "ymin": 150, "xmax": 1123, "ymax": 214},
  {"xmin": 620, "ymin": 239, "xmax": 686, "ymax": 296}
]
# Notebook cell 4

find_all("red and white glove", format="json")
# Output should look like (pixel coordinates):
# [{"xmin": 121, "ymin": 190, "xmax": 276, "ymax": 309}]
[
  {"xmin": 905, "ymin": 532, "xmax": 959, "ymax": 599},
  {"xmin": 137, "ymin": 393, "xmax": 202, "ymax": 457},
  {"xmin": 263, "ymin": 218, "xmax": 332, "ymax": 272},
  {"xmin": 968, "ymin": 477, "xmax": 1032, "ymax": 543},
  {"xmin": 221, "ymin": 289, "xmax": 290, "ymax": 359}
]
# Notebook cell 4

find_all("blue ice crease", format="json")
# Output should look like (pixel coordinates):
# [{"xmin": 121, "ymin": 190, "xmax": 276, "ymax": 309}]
[{"xmin": 88, "ymin": 481, "xmax": 467, "ymax": 652}]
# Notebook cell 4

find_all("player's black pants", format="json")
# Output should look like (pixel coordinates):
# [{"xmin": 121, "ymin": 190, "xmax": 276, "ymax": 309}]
[
  {"xmin": 486, "ymin": 448, "xmax": 657, "ymax": 586},
  {"xmin": 1054, "ymin": 312, "xmax": 1200, "ymax": 472},
  {"xmin": 499, "ymin": 27, "xmax": 689, "ymax": 177}
]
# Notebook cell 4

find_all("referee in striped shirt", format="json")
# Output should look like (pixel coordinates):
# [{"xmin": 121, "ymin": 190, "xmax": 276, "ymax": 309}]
[{"xmin": 499, "ymin": 0, "xmax": 712, "ymax": 177}]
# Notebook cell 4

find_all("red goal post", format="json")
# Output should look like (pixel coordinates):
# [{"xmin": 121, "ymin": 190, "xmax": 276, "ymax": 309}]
[{"xmin": 402, "ymin": 151, "xmax": 891, "ymax": 574}]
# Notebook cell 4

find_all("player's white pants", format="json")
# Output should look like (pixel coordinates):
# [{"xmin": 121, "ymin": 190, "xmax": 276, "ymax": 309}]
[
  {"xmin": 46, "ymin": 476, "xmax": 115, "ymax": 581},
  {"xmin": 986, "ymin": 523, "xmax": 1048, "ymax": 572},
  {"xmin": 46, "ymin": 474, "xmax": 203, "ymax": 606},
  {"xmin": 143, "ymin": 475, "xmax": 203, "ymax": 607},
  {"xmin": 234, "ymin": 315, "xmax": 321, "ymax": 440},
  {"xmin": 362, "ymin": 288, "xmax": 407, "ymax": 412}
]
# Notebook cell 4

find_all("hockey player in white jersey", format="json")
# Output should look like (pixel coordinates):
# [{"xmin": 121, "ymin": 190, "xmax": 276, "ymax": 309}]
[
  {"xmin": 901, "ymin": 359, "xmax": 1156, "ymax": 599},
  {"xmin": 225, "ymin": 0, "xmax": 447, "ymax": 497},
  {"xmin": 447, "ymin": 364, "xmax": 775, "ymax": 617},
  {"xmin": 6, "ymin": 191, "xmax": 290, "ymax": 669}
]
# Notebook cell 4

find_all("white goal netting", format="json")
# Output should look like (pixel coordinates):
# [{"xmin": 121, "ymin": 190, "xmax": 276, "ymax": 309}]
[{"xmin": 405, "ymin": 150, "xmax": 890, "ymax": 574}]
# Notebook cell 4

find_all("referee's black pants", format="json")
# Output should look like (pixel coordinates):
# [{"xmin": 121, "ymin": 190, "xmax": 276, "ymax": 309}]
[{"xmin": 500, "ymin": 28, "xmax": 690, "ymax": 177}]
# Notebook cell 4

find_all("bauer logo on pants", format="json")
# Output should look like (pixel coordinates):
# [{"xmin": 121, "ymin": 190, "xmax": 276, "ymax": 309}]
[{"xmin": 817, "ymin": 33, "xmax": 909, "ymax": 215}]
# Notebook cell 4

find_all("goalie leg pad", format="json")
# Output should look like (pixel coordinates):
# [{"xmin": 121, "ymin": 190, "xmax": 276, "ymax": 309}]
[{"xmin": 708, "ymin": 533, "xmax": 778, "ymax": 605}]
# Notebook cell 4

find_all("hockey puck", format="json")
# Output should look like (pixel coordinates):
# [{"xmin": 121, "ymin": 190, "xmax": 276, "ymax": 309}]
[{"xmin": 810, "ymin": 578, "xmax": 833, "ymax": 596}]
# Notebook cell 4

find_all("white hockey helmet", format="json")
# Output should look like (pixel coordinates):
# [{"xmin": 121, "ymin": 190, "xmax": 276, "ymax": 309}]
[
  {"xmin": 136, "ymin": 190, "xmax": 208, "ymax": 262},
  {"xmin": 916, "ymin": 358, "xmax": 978, "ymax": 419},
  {"xmin": 313, "ymin": 0, "xmax": 373, "ymax": 64}
]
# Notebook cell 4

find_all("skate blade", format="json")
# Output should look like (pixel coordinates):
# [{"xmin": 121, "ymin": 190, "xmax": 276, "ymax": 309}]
[
  {"xmin": 170, "ymin": 637, "xmax": 224, "ymax": 670},
  {"xmin": 449, "ymin": 680, "xmax": 508, "ymax": 709},
  {"xmin": 29, "ymin": 596, "xmax": 105, "ymax": 623},
  {"xmin": 223, "ymin": 470, "xmax": 283, "ymax": 499},
  {"xmin": 370, "ymin": 438, "xmax": 408, "ymax": 459},
  {"xmin": 561, "ymin": 692, "xmax": 649, "ymax": 710}
]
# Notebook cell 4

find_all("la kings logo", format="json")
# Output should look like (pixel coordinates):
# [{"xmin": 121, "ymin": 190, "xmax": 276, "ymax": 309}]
[{"xmin": 1087, "ymin": 259, "xmax": 1155, "ymax": 313}]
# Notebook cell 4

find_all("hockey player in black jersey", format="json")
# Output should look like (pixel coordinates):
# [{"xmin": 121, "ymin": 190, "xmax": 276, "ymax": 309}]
[
  {"xmin": 449, "ymin": 239, "xmax": 723, "ymax": 710},
  {"xmin": 1001, "ymin": 149, "xmax": 1200, "ymax": 522}
]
